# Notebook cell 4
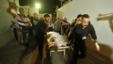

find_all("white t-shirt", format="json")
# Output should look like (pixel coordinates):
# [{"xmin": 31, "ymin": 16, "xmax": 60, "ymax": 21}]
[
  {"xmin": 12, "ymin": 17, "xmax": 19, "ymax": 28},
  {"xmin": 15, "ymin": 15, "xmax": 30, "ymax": 26},
  {"xmin": 12, "ymin": 14, "xmax": 30, "ymax": 29}
]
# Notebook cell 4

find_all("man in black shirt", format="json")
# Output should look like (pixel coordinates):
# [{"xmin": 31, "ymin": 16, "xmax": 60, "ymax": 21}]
[
  {"xmin": 70, "ymin": 14, "xmax": 97, "ymax": 64},
  {"xmin": 35, "ymin": 18, "xmax": 48, "ymax": 64}
]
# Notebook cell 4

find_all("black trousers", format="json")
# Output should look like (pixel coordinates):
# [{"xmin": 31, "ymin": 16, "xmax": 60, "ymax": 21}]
[
  {"xmin": 37, "ymin": 43, "xmax": 43, "ymax": 64},
  {"xmin": 35, "ymin": 34, "xmax": 45, "ymax": 64},
  {"xmin": 13, "ymin": 28, "xmax": 18, "ymax": 40},
  {"xmin": 71, "ymin": 40, "xmax": 87, "ymax": 64}
]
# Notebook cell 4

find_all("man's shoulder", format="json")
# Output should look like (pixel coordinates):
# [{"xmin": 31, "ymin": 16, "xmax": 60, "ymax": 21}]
[
  {"xmin": 72, "ymin": 24, "xmax": 79, "ymax": 30},
  {"xmin": 75, "ymin": 24, "xmax": 81, "ymax": 28},
  {"xmin": 88, "ymin": 23, "xmax": 94, "ymax": 28},
  {"xmin": 38, "ymin": 19, "xmax": 45, "ymax": 24}
]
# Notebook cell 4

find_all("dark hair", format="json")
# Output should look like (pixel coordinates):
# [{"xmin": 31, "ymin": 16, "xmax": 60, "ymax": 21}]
[
  {"xmin": 77, "ymin": 14, "xmax": 83, "ymax": 18},
  {"xmin": 82, "ymin": 14, "xmax": 89, "ymax": 18},
  {"xmin": 44, "ymin": 14, "xmax": 50, "ymax": 18}
]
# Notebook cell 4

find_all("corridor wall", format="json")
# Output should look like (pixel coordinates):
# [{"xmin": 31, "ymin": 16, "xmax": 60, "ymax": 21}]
[{"xmin": 0, "ymin": 0, "xmax": 19, "ymax": 47}]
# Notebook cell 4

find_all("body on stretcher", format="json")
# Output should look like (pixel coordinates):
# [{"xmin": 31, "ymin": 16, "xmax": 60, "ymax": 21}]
[{"xmin": 47, "ymin": 31, "xmax": 70, "ymax": 56}]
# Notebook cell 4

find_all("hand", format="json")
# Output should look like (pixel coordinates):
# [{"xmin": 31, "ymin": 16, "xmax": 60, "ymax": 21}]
[
  {"xmin": 95, "ymin": 42, "xmax": 100, "ymax": 51},
  {"xmin": 82, "ymin": 36, "xmax": 87, "ymax": 40}
]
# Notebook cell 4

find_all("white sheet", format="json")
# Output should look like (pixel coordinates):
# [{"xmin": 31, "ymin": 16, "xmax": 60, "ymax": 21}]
[{"xmin": 47, "ymin": 31, "xmax": 67, "ymax": 47}]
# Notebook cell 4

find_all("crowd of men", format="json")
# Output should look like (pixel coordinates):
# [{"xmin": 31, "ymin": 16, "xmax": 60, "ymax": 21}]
[{"xmin": 7, "ymin": 1, "xmax": 97, "ymax": 64}]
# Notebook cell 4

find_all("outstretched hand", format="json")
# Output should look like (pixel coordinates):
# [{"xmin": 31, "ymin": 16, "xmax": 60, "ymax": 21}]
[{"xmin": 95, "ymin": 41, "xmax": 100, "ymax": 51}]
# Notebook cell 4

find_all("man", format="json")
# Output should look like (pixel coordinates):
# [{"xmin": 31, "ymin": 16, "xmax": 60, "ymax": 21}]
[
  {"xmin": 61, "ymin": 17, "xmax": 70, "ymax": 35},
  {"xmin": 70, "ymin": 14, "xmax": 97, "ymax": 64},
  {"xmin": 7, "ymin": 0, "xmax": 19, "ymax": 41},
  {"xmin": 44, "ymin": 14, "xmax": 54, "ymax": 32},
  {"xmin": 35, "ymin": 15, "xmax": 48, "ymax": 64},
  {"xmin": 68, "ymin": 14, "xmax": 83, "ymax": 40},
  {"xmin": 54, "ymin": 18, "xmax": 62, "ymax": 33},
  {"xmin": 27, "ymin": 12, "xmax": 34, "ymax": 39},
  {"xmin": 17, "ymin": 8, "xmax": 32, "ymax": 44},
  {"xmin": 71, "ymin": 14, "xmax": 83, "ymax": 27}
]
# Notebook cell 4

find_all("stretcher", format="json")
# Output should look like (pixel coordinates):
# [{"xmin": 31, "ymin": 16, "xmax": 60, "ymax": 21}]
[{"xmin": 47, "ymin": 31, "xmax": 70, "ymax": 56}]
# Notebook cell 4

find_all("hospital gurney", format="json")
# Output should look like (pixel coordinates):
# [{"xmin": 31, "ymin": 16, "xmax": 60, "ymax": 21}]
[{"xmin": 47, "ymin": 31, "xmax": 70, "ymax": 56}]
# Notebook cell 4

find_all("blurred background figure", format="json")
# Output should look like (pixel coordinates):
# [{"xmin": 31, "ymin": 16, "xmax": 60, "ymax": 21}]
[
  {"xmin": 61, "ymin": 17, "xmax": 70, "ymax": 35},
  {"xmin": 71, "ymin": 14, "xmax": 83, "ymax": 27},
  {"xmin": 44, "ymin": 14, "xmax": 54, "ymax": 32},
  {"xmin": 54, "ymin": 18, "xmax": 62, "ymax": 34}
]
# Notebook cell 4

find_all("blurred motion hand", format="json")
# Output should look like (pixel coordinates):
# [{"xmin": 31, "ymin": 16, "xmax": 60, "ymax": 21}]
[
  {"xmin": 95, "ymin": 41, "xmax": 100, "ymax": 51},
  {"xmin": 82, "ymin": 36, "xmax": 87, "ymax": 40}
]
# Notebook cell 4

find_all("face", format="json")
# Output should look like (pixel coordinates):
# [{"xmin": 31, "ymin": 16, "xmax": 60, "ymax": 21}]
[
  {"xmin": 19, "ymin": 9, "xmax": 25, "ymax": 15},
  {"xmin": 34, "ymin": 13, "xmax": 40, "ymax": 20},
  {"xmin": 75, "ymin": 17, "xmax": 82, "ymax": 25},
  {"xmin": 45, "ymin": 17, "xmax": 51, "ymax": 23},
  {"xmin": 81, "ymin": 18, "xmax": 90, "ymax": 28}
]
